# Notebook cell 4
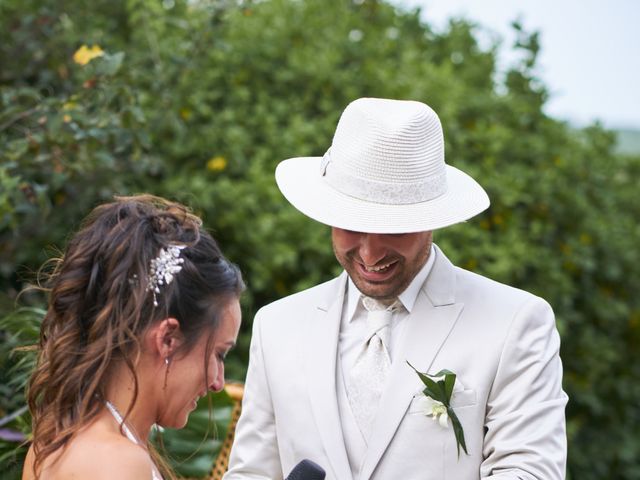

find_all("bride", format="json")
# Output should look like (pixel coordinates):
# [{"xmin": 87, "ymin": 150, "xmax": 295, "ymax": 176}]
[{"xmin": 22, "ymin": 195, "xmax": 244, "ymax": 479}]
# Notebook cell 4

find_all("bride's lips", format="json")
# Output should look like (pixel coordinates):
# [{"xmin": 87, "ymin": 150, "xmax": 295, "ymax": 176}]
[
  {"xmin": 190, "ymin": 392, "xmax": 205, "ymax": 410},
  {"xmin": 355, "ymin": 259, "xmax": 399, "ymax": 282}
]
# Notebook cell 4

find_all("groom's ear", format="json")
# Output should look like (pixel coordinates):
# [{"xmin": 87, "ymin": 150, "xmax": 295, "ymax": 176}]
[{"xmin": 149, "ymin": 317, "xmax": 183, "ymax": 359}]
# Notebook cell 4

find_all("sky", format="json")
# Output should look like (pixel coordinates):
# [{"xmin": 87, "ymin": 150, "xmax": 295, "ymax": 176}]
[{"xmin": 394, "ymin": 0, "xmax": 640, "ymax": 130}]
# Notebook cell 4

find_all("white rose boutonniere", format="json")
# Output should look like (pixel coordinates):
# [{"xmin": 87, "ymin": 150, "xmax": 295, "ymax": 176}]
[{"xmin": 407, "ymin": 362, "xmax": 468, "ymax": 457}]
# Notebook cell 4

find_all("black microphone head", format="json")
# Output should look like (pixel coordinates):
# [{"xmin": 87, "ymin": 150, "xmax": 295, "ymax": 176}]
[{"xmin": 285, "ymin": 459, "xmax": 326, "ymax": 480}]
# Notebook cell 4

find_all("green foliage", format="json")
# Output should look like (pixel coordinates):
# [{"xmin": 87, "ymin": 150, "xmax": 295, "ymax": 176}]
[
  {"xmin": 615, "ymin": 128, "xmax": 640, "ymax": 155},
  {"xmin": 0, "ymin": 308, "xmax": 41, "ymax": 475},
  {"xmin": 1, "ymin": 0, "xmax": 639, "ymax": 478}
]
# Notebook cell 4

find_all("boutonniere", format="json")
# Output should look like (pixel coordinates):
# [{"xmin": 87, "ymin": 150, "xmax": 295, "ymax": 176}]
[{"xmin": 407, "ymin": 362, "xmax": 468, "ymax": 457}]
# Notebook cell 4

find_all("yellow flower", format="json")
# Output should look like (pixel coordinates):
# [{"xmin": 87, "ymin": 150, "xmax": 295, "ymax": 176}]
[
  {"xmin": 63, "ymin": 114, "xmax": 72, "ymax": 123},
  {"xmin": 73, "ymin": 45, "xmax": 104, "ymax": 66},
  {"xmin": 579, "ymin": 233, "xmax": 592, "ymax": 245},
  {"xmin": 207, "ymin": 156, "xmax": 227, "ymax": 172}
]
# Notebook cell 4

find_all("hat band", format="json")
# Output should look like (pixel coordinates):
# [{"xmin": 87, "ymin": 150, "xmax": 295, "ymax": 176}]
[{"xmin": 322, "ymin": 156, "xmax": 448, "ymax": 205}]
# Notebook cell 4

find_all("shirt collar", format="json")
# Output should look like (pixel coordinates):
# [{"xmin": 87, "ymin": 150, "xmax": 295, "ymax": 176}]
[{"xmin": 345, "ymin": 244, "xmax": 436, "ymax": 322}]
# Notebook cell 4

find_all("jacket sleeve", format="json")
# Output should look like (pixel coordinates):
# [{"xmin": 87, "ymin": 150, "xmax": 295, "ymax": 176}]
[
  {"xmin": 223, "ymin": 309, "xmax": 283, "ymax": 480},
  {"xmin": 480, "ymin": 297, "xmax": 568, "ymax": 479}
]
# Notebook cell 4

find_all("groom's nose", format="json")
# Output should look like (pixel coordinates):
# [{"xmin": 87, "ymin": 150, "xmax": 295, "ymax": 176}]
[{"xmin": 358, "ymin": 233, "xmax": 389, "ymax": 266}]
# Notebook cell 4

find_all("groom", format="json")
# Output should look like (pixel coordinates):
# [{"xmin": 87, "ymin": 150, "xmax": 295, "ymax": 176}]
[{"xmin": 224, "ymin": 98, "xmax": 567, "ymax": 479}]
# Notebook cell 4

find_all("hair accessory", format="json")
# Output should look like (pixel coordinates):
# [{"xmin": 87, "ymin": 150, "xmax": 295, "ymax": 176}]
[{"xmin": 147, "ymin": 244, "xmax": 185, "ymax": 306}]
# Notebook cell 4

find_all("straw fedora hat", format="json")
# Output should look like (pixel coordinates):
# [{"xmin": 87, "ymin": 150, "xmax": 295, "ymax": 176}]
[{"xmin": 275, "ymin": 97, "xmax": 490, "ymax": 233}]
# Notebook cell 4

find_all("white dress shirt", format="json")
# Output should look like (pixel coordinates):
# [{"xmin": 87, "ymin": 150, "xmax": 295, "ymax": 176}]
[{"xmin": 337, "ymin": 245, "xmax": 436, "ymax": 477}]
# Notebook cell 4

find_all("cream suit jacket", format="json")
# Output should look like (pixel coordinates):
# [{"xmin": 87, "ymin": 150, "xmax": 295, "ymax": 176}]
[{"xmin": 224, "ymin": 246, "xmax": 568, "ymax": 480}]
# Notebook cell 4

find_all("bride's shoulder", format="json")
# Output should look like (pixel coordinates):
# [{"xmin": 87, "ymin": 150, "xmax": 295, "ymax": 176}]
[{"xmin": 27, "ymin": 419, "xmax": 154, "ymax": 480}]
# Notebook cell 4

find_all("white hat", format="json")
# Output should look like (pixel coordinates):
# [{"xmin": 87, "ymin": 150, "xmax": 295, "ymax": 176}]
[{"xmin": 275, "ymin": 97, "xmax": 490, "ymax": 233}]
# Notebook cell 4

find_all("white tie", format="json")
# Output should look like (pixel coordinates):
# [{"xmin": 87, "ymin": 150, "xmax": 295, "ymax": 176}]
[{"xmin": 348, "ymin": 297, "xmax": 396, "ymax": 440}]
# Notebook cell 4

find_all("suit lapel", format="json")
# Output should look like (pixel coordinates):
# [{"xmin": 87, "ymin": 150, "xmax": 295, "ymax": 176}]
[
  {"xmin": 359, "ymin": 246, "xmax": 464, "ymax": 480},
  {"xmin": 304, "ymin": 273, "xmax": 353, "ymax": 480}
]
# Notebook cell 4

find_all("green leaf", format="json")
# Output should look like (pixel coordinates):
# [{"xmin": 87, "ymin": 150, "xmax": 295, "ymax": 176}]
[
  {"xmin": 421, "ymin": 385, "xmax": 441, "ymax": 401},
  {"xmin": 443, "ymin": 372, "xmax": 456, "ymax": 403},
  {"xmin": 95, "ymin": 52, "xmax": 125, "ymax": 76},
  {"xmin": 406, "ymin": 361, "xmax": 445, "ymax": 402},
  {"xmin": 447, "ymin": 407, "xmax": 468, "ymax": 457},
  {"xmin": 423, "ymin": 375, "xmax": 448, "ymax": 403}
]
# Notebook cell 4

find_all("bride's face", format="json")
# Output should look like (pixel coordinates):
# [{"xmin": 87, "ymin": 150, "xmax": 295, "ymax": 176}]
[{"xmin": 159, "ymin": 299, "xmax": 241, "ymax": 429}]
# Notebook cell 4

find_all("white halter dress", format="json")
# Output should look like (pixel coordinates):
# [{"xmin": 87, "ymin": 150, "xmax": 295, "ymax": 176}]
[{"xmin": 105, "ymin": 401, "xmax": 163, "ymax": 480}]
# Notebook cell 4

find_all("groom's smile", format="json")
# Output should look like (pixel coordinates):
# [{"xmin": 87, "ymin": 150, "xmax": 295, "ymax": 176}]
[{"xmin": 331, "ymin": 228, "xmax": 433, "ymax": 300}]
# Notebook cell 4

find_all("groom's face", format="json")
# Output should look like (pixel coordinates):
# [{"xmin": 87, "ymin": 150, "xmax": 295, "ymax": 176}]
[{"xmin": 332, "ymin": 228, "xmax": 433, "ymax": 300}]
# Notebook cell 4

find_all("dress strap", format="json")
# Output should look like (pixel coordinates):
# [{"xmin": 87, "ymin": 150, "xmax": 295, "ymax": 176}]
[
  {"xmin": 104, "ymin": 401, "xmax": 164, "ymax": 480},
  {"xmin": 105, "ymin": 400, "xmax": 139, "ymax": 445}
]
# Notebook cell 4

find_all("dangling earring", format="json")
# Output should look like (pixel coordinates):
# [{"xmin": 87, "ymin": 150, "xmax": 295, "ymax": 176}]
[{"xmin": 163, "ymin": 357, "xmax": 170, "ymax": 390}]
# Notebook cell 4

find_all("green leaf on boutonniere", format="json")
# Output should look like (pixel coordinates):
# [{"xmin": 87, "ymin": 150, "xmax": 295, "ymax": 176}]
[
  {"xmin": 407, "ymin": 362, "xmax": 468, "ymax": 458},
  {"xmin": 435, "ymin": 369, "xmax": 456, "ymax": 403},
  {"xmin": 419, "ymin": 374, "xmax": 446, "ymax": 402},
  {"xmin": 447, "ymin": 406, "xmax": 468, "ymax": 456}
]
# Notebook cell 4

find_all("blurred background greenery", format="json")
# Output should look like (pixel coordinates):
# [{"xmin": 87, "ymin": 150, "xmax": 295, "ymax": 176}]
[{"xmin": 1, "ymin": 0, "xmax": 639, "ymax": 478}]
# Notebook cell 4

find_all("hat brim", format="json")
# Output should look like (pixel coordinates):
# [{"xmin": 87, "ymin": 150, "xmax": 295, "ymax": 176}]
[{"xmin": 275, "ymin": 157, "xmax": 490, "ymax": 233}]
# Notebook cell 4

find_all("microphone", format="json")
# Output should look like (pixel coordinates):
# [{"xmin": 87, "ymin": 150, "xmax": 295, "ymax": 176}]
[{"xmin": 284, "ymin": 459, "xmax": 326, "ymax": 480}]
